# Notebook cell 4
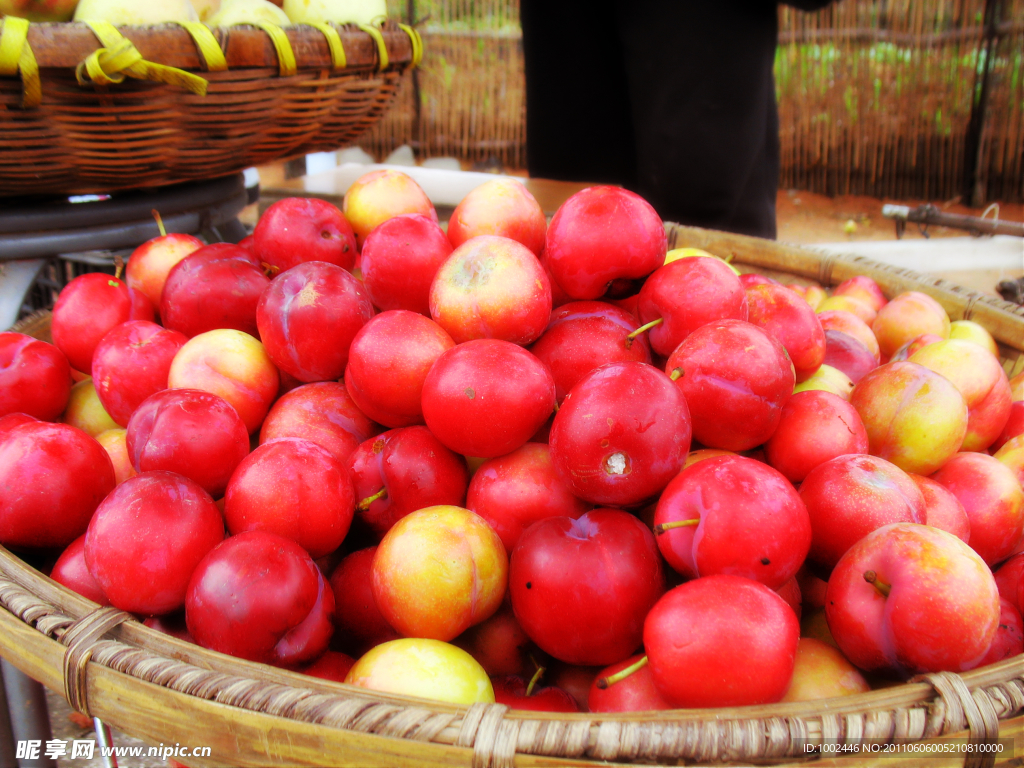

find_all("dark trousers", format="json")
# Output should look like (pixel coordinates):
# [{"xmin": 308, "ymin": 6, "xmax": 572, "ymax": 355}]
[{"xmin": 520, "ymin": 0, "xmax": 785, "ymax": 239}]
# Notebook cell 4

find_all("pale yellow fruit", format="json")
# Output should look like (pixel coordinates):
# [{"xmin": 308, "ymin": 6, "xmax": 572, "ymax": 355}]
[
  {"xmin": 191, "ymin": 0, "xmax": 220, "ymax": 20},
  {"xmin": 74, "ymin": 0, "xmax": 199, "ymax": 24},
  {"xmin": 207, "ymin": 0, "xmax": 289, "ymax": 25},
  {"xmin": 664, "ymin": 247, "xmax": 741, "ymax": 275},
  {"xmin": 283, "ymin": 0, "xmax": 386, "ymax": 26}
]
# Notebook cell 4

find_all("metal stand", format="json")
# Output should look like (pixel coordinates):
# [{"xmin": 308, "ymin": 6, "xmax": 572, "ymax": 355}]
[{"xmin": 0, "ymin": 659, "xmax": 56, "ymax": 768}]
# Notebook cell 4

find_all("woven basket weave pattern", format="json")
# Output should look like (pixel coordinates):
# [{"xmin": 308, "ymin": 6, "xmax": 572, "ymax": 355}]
[{"xmin": 0, "ymin": 23, "xmax": 412, "ymax": 196}]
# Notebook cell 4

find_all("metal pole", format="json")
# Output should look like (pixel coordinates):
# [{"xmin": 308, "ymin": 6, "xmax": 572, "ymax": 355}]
[
  {"xmin": 0, "ymin": 663, "xmax": 20, "ymax": 768},
  {"xmin": 0, "ymin": 659, "xmax": 56, "ymax": 768}
]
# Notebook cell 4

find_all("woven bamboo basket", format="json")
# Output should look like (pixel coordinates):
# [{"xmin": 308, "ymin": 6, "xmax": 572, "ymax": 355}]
[
  {"xmin": 2, "ymin": 224, "xmax": 1024, "ymax": 768},
  {"xmin": 0, "ymin": 18, "xmax": 421, "ymax": 197}
]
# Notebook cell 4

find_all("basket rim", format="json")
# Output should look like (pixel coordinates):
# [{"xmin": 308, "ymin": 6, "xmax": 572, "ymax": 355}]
[{"xmin": 2, "ymin": 225, "xmax": 1023, "ymax": 766}]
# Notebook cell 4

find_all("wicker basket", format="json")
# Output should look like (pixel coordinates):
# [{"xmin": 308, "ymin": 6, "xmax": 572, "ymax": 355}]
[
  {"xmin": 2, "ymin": 225, "xmax": 1023, "ymax": 768},
  {"xmin": 0, "ymin": 19, "xmax": 420, "ymax": 197}
]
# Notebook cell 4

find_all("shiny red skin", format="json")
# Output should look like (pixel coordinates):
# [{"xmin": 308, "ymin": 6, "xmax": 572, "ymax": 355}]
[
  {"xmin": 800, "ymin": 454, "xmax": 926, "ymax": 571},
  {"xmin": 159, "ymin": 243, "xmax": 270, "ymax": 339},
  {"xmin": 745, "ymin": 282, "xmax": 826, "ymax": 382},
  {"xmin": 429, "ymin": 235, "xmax": 552, "ymax": 346},
  {"xmin": 833, "ymin": 275, "xmax": 888, "ymax": 314},
  {"xmin": 967, "ymin": 598, "xmax": 1023, "ymax": 669},
  {"xmin": 260, "ymin": 381, "xmax": 378, "ymax": 465},
  {"xmin": 654, "ymin": 456, "xmax": 811, "ymax": 589},
  {"xmin": 360, "ymin": 213, "xmax": 453, "ymax": 315},
  {"xmin": 467, "ymin": 442, "xmax": 590, "ymax": 553},
  {"xmin": 0, "ymin": 421, "xmax": 114, "ymax": 550},
  {"xmin": 993, "ymin": 400, "xmax": 1024, "ymax": 452},
  {"xmin": 529, "ymin": 301, "xmax": 651, "ymax": 404},
  {"xmin": 296, "ymin": 650, "xmax": 356, "ymax": 681},
  {"xmin": 638, "ymin": 257, "xmax": 748, "ymax": 358},
  {"xmin": 544, "ymin": 186, "xmax": 667, "ymax": 300},
  {"xmin": 125, "ymin": 232, "xmax": 204, "ymax": 309},
  {"xmin": 824, "ymin": 523, "xmax": 999, "ymax": 675},
  {"xmin": 85, "ymin": 471, "xmax": 224, "ymax": 616},
  {"xmin": 510, "ymin": 509, "xmax": 663, "ymax": 666},
  {"xmin": 823, "ymin": 330, "xmax": 879, "ymax": 384},
  {"xmin": 666, "ymin": 319, "xmax": 794, "ymax": 452},
  {"xmin": 253, "ymin": 197, "xmax": 357, "ymax": 273},
  {"xmin": 550, "ymin": 361, "xmax": 690, "ymax": 506},
  {"xmin": 51, "ymin": 534, "xmax": 110, "ymax": 606},
  {"xmin": 739, "ymin": 273, "xmax": 781, "ymax": 289},
  {"xmin": 421, "ymin": 339, "xmax": 556, "ymax": 458},
  {"xmin": 449, "ymin": 180, "xmax": 547, "ymax": 255},
  {"xmin": 126, "ymin": 388, "xmax": 250, "ymax": 499},
  {"xmin": 0, "ymin": 332, "xmax": 71, "ymax": 421},
  {"xmin": 453, "ymin": 599, "xmax": 532, "ymax": 677},
  {"xmin": 344, "ymin": 310, "xmax": 455, "ymax": 427},
  {"xmin": 889, "ymin": 333, "xmax": 943, "ymax": 363},
  {"xmin": 995, "ymin": 554, "xmax": 1024, "ymax": 613},
  {"xmin": 764, "ymin": 390, "xmax": 869, "ymax": 482},
  {"xmin": 347, "ymin": 426, "xmax": 468, "ymax": 539},
  {"xmin": 257, "ymin": 261, "xmax": 374, "ymax": 382},
  {"xmin": 817, "ymin": 310, "xmax": 881, "ymax": 362},
  {"xmin": 0, "ymin": 412, "xmax": 38, "ymax": 439},
  {"xmin": 186, "ymin": 530, "xmax": 335, "ymax": 666},
  {"xmin": 910, "ymin": 474, "xmax": 971, "ymax": 543},
  {"xmin": 588, "ymin": 654, "xmax": 672, "ymax": 712},
  {"xmin": 143, "ymin": 613, "xmax": 193, "ymax": 643},
  {"xmin": 328, "ymin": 547, "xmax": 400, "ymax": 657},
  {"xmin": 930, "ymin": 452, "xmax": 1024, "ymax": 566},
  {"xmin": 51, "ymin": 273, "xmax": 146, "ymax": 374},
  {"xmin": 643, "ymin": 575, "xmax": 800, "ymax": 708},
  {"xmin": 91, "ymin": 320, "xmax": 188, "ymax": 426},
  {"xmin": 224, "ymin": 438, "xmax": 355, "ymax": 559},
  {"xmin": 491, "ymin": 676, "xmax": 580, "ymax": 712}
]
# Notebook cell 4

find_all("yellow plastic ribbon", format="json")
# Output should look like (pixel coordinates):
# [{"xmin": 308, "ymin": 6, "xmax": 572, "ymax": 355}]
[
  {"xmin": 311, "ymin": 22, "xmax": 347, "ymax": 71},
  {"xmin": 398, "ymin": 23, "xmax": 423, "ymax": 68},
  {"xmin": 356, "ymin": 23, "xmax": 388, "ymax": 71},
  {"xmin": 77, "ymin": 22, "xmax": 210, "ymax": 95},
  {"xmin": 0, "ymin": 17, "xmax": 41, "ymax": 108},
  {"xmin": 175, "ymin": 20, "xmax": 227, "ymax": 72},
  {"xmin": 251, "ymin": 22, "xmax": 296, "ymax": 77}
]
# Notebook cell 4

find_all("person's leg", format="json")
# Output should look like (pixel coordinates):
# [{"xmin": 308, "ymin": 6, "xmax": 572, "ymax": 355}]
[
  {"xmin": 616, "ymin": 0, "xmax": 781, "ymax": 238},
  {"xmin": 520, "ymin": 0, "xmax": 637, "ymax": 187}
]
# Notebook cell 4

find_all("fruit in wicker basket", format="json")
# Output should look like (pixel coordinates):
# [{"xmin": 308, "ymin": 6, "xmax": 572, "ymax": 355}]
[
  {"xmin": 282, "ymin": 0, "xmax": 385, "ymax": 26},
  {"xmin": 85, "ymin": 471, "xmax": 224, "ymax": 616},
  {"xmin": 510, "ymin": 509, "xmax": 664, "ymax": 666},
  {"xmin": 345, "ymin": 638, "xmax": 494, "ymax": 705},
  {"xmin": 429, "ymin": 235, "xmax": 552, "ymax": 346},
  {"xmin": 0, "ymin": 332, "xmax": 71, "ymax": 422},
  {"xmin": 0, "ymin": 421, "xmax": 114, "ymax": 550},
  {"xmin": 186, "ymin": 530, "xmax": 335, "ymax": 666},
  {"xmin": 253, "ymin": 198, "xmax": 358, "ymax": 275},
  {"xmin": 825, "ymin": 522, "xmax": 999, "ymax": 676},
  {"xmin": 643, "ymin": 574, "xmax": 799, "ymax": 708},
  {"xmin": 343, "ymin": 170, "xmax": 436, "ymax": 248},
  {"xmin": 73, "ymin": 0, "xmax": 199, "ymax": 23},
  {"xmin": 0, "ymin": 0, "xmax": 78, "ymax": 21},
  {"xmin": 61, "ymin": 378, "xmax": 118, "ymax": 437},
  {"xmin": 207, "ymin": 0, "xmax": 289, "ymax": 25},
  {"xmin": 125, "ymin": 231, "xmax": 203, "ymax": 312},
  {"xmin": 360, "ymin": 214, "xmax": 453, "ymax": 315},
  {"xmin": 371, "ymin": 505, "xmax": 507, "ymax": 642},
  {"xmin": 447, "ymin": 178, "xmax": 547, "ymax": 256},
  {"xmin": 544, "ymin": 186, "xmax": 666, "ymax": 300}
]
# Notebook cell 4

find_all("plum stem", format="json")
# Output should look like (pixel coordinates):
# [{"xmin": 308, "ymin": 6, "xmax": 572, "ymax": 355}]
[
  {"xmin": 863, "ymin": 570, "xmax": 891, "ymax": 598},
  {"xmin": 151, "ymin": 209, "xmax": 167, "ymax": 238},
  {"xmin": 596, "ymin": 655, "xmax": 648, "ymax": 689},
  {"xmin": 669, "ymin": 368, "xmax": 683, "ymax": 381},
  {"xmin": 654, "ymin": 519, "xmax": 699, "ymax": 534},
  {"xmin": 113, "ymin": 254, "xmax": 124, "ymax": 280},
  {"xmin": 525, "ymin": 665, "xmax": 546, "ymax": 697},
  {"xmin": 625, "ymin": 318, "xmax": 663, "ymax": 349},
  {"xmin": 357, "ymin": 487, "xmax": 387, "ymax": 511}
]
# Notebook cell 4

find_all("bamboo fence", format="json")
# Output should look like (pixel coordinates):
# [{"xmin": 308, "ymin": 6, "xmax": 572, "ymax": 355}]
[{"xmin": 358, "ymin": 0, "xmax": 1024, "ymax": 203}]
